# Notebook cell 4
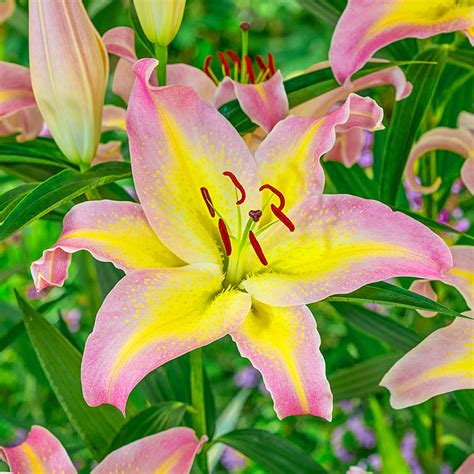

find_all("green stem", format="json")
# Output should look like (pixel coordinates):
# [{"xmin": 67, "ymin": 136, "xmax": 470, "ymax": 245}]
[
  {"xmin": 433, "ymin": 397, "xmax": 444, "ymax": 463},
  {"xmin": 190, "ymin": 348, "xmax": 208, "ymax": 473},
  {"xmin": 154, "ymin": 44, "xmax": 168, "ymax": 86}
]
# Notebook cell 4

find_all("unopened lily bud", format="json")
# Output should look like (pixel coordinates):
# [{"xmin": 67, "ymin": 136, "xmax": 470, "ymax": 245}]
[
  {"xmin": 133, "ymin": 0, "xmax": 186, "ymax": 46},
  {"xmin": 29, "ymin": 0, "xmax": 109, "ymax": 165}
]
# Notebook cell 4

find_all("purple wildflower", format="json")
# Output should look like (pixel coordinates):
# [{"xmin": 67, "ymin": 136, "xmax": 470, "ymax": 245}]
[
  {"xmin": 338, "ymin": 400, "xmax": 354, "ymax": 414},
  {"xmin": 331, "ymin": 427, "xmax": 355, "ymax": 463},
  {"xmin": 347, "ymin": 416, "xmax": 376, "ymax": 449},
  {"xmin": 437, "ymin": 209, "xmax": 450, "ymax": 225},
  {"xmin": 61, "ymin": 309, "xmax": 82, "ymax": 333},
  {"xmin": 454, "ymin": 218, "xmax": 470, "ymax": 232},
  {"xmin": 401, "ymin": 432, "xmax": 423, "ymax": 474},
  {"xmin": 234, "ymin": 366, "xmax": 260, "ymax": 388},
  {"xmin": 221, "ymin": 447, "xmax": 247, "ymax": 471}
]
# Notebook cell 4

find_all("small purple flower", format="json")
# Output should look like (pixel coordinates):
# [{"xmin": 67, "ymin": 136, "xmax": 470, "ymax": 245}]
[
  {"xmin": 338, "ymin": 400, "xmax": 354, "ymax": 414},
  {"xmin": 368, "ymin": 453, "xmax": 381, "ymax": 470},
  {"xmin": 61, "ymin": 309, "xmax": 82, "ymax": 333},
  {"xmin": 440, "ymin": 463, "xmax": 452, "ymax": 474},
  {"xmin": 331, "ymin": 427, "xmax": 355, "ymax": 463},
  {"xmin": 451, "ymin": 179, "xmax": 464, "ymax": 195},
  {"xmin": 401, "ymin": 432, "xmax": 423, "ymax": 474},
  {"xmin": 404, "ymin": 179, "xmax": 423, "ymax": 211},
  {"xmin": 347, "ymin": 416, "xmax": 376, "ymax": 449},
  {"xmin": 234, "ymin": 366, "xmax": 260, "ymax": 388},
  {"xmin": 454, "ymin": 218, "xmax": 470, "ymax": 232},
  {"xmin": 359, "ymin": 149, "xmax": 373, "ymax": 169},
  {"xmin": 221, "ymin": 447, "xmax": 247, "ymax": 471},
  {"xmin": 452, "ymin": 208, "xmax": 464, "ymax": 219},
  {"xmin": 437, "ymin": 209, "xmax": 450, "ymax": 225},
  {"xmin": 25, "ymin": 284, "xmax": 49, "ymax": 300}
]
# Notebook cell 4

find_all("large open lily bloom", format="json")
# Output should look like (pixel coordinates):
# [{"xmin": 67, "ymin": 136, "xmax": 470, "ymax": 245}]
[
  {"xmin": 405, "ymin": 112, "xmax": 474, "ymax": 195},
  {"xmin": 32, "ymin": 58, "xmax": 452, "ymax": 420},
  {"xmin": 28, "ymin": 0, "xmax": 109, "ymax": 165},
  {"xmin": 0, "ymin": 425, "xmax": 205, "ymax": 473},
  {"xmin": 381, "ymin": 246, "xmax": 474, "ymax": 408},
  {"xmin": 329, "ymin": 0, "xmax": 474, "ymax": 84}
]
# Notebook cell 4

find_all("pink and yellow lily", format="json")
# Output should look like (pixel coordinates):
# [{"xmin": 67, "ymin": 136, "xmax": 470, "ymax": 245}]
[
  {"xmin": 381, "ymin": 245, "xmax": 474, "ymax": 408},
  {"xmin": 329, "ymin": 0, "xmax": 474, "ymax": 85},
  {"xmin": 0, "ymin": 425, "xmax": 205, "ymax": 473},
  {"xmin": 32, "ymin": 58, "xmax": 452, "ymax": 420},
  {"xmin": 405, "ymin": 111, "xmax": 474, "ymax": 195}
]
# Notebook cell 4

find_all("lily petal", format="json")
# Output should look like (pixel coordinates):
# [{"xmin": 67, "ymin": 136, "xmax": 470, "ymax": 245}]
[
  {"xmin": 82, "ymin": 264, "xmax": 251, "ymax": 413},
  {"xmin": 324, "ymin": 127, "xmax": 367, "ymax": 168},
  {"xmin": 127, "ymin": 59, "xmax": 261, "ymax": 265},
  {"xmin": 242, "ymin": 194, "xmax": 452, "ymax": 306},
  {"xmin": 215, "ymin": 72, "xmax": 289, "ymax": 133},
  {"xmin": 31, "ymin": 200, "xmax": 181, "ymax": 291},
  {"xmin": 93, "ymin": 428, "xmax": 206, "ymax": 474},
  {"xmin": 0, "ymin": 425, "xmax": 76, "ymax": 474},
  {"xmin": 329, "ymin": 0, "xmax": 474, "ymax": 84},
  {"xmin": 291, "ymin": 60, "xmax": 412, "ymax": 118},
  {"xmin": 102, "ymin": 26, "xmax": 136, "ymax": 62},
  {"xmin": 0, "ymin": 61, "xmax": 37, "ymax": 119},
  {"xmin": 29, "ymin": 0, "xmax": 109, "ymax": 164},
  {"xmin": 442, "ymin": 246, "xmax": 474, "ymax": 308},
  {"xmin": 461, "ymin": 157, "xmax": 474, "ymax": 194},
  {"xmin": 0, "ymin": 107, "xmax": 43, "ymax": 142},
  {"xmin": 380, "ymin": 317, "xmax": 474, "ymax": 408},
  {"xmin": 167, "ymin": 63, "xmax": 217, "ymax": 103},
  {"xmin": 91, "ymin": 141, "xmax": 123, "ymax": 165},
  {"xmin": 456, "ymin": 454, "xmax": 474, "ymax": 474},
  {"xmin": 231, "ymin": 302, "xmax": 332, "ymax": 420},
  {"xmin": 102, "ymin": 104, "xmax": 126, "ymax": 131},
  {"xmin": 405, "ymin": 127, "xmax": 473, "ymax": 194},
  {"xmin": 409, "ymin": 279, "xmax": 438, "ymax": 318},
  {"xmin": 255, "ymin": 94, "xmax": 383, "ymax": 214}
]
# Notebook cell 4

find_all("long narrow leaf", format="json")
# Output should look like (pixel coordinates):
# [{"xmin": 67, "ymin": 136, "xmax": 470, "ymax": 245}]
[{"xmin": 15, "ymin": 292, "xmax": 123, "ymax": 460}]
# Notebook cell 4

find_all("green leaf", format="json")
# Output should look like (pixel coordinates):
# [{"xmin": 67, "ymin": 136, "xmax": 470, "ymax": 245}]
[
  {"xmin": 323, "ymin": 161, "xmax": 378, "ymax": 199},
  {"xmin": 0, "ymin": 162, "xmax": 131, "ymax": 241},
  {"xmin": 216, "ymin": 429, "xmax": 326, "ymax": 474},
  {"xmin": 453, "ymin": 390, "xmax": 474, "ymax": 423},
  {"xmin": 220, "ymin": 62, "xmax": 402, "ymax": 135},
  {"xmin": 329, "ymin": 353, "xmax": 402, "ymax": 401},
  {"xmin": 0, "ymin": 183, "xmax": 37, "ymax": 222},
  {"xmin": 0, "ymin": 321, "xmax": 24, "ymax": 352},
  {"xmin": 379, "ymin": 47, "xmax": 446, "ymax": 204},
  {"xmin": 15, "ymin": 291, "xmax": 124, "ymax": 460},
  {"xmin": 369, "ymin": 398, "xmax": 411, "ymax": 474},
  {"xmin": 328, "ymin": 302, "xmax": 421, "ymax": 352},
  {"xmin": 326, "ymin": 281, "xmax": 466, "ymax": 319},
  {"xmin": 109, "ymin": 402, "xmax": 187, "ymax": 452}
]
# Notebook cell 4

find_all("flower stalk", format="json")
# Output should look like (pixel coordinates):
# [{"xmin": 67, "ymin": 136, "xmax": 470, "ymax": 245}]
[{"xmin": 154, "ymin": 43, "xmax": 168, "ymax": 86}]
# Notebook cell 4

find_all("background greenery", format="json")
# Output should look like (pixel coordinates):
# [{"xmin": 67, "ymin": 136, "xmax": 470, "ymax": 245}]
[{"xmin": 0, "ymin": 0, "xmax": 473, "ymax": 473}]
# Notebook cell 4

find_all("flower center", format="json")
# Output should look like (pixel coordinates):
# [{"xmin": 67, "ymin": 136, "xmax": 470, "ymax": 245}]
[
  {"xmin": 200, "ymin": 171, "xmax": 295, "ymax": 287},
  {"xmin": 203, "ymin": 22, "xmax": 277, "ymax": 85}
]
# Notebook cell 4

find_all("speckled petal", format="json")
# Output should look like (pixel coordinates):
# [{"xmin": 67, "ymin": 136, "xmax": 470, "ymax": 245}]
[
  {"xmin": 329, "ymin": 0, "xmax": 474, "ymax": 84},
  {"xmin": 93, "ymin": 428, "xmax": 206, "ymax": 474},
  {"xmin": 31, "ymin": 200, "xmax": 181, "ymax": 291},
  {"xmin": 0, "ymin": 426, "xmax": 76, "ymax": 474},
  {"xmin": 231, "ymin": 302, "xmax": 332, "ymax": 420},
  {"xmin": 127, "ymin": 58, "xmax": 260, "ymax": 265},
  {"xmin": 409, "ymin": 279, "xmax": 438, "ymax": 318},
  {"xmin": 242, "ymin": 194, "xmax": 452, "ymax": 306},
  {"xmin": 82, "ymin": 264, "xmax": 251, "ymax": 413}
]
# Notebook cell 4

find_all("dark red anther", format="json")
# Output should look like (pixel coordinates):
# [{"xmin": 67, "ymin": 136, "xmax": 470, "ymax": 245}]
[
  {"xmin": 249, "ymin": 231, "xmax": 268, "ymax": 265},
  {"xmin": 227, "ymin": 50, "xmax": 242, "ymax": 69},
  {"xmin": 259, "ymin": 183, "xmax": 285, "ymax": 210},
  {"xmin": 244, "ymin": 55, "xmax": 255, "ymax": 83},
  {"xmin": 217, "ymin": 51, "xmax": 231, "ymax": 76},
  {"xmin": 218, "ymin": 218, "xmax": 232, "ymax": 256},
  {"xmin": 203, "ymin": 55, "xmax": 214, "ymax": 78},
  {"xmin": 267, "ymin": 53, "xmax": 276, "ymax": 75},
  {"xmin": 200, "ymin": 187, "xmax": 215, "ymax": 217},
  {"xmin": 255, "ymin": 55, "xmax": 267, "ymax": 72},
  {"xmin": 223, "ymin": 171, "xmax": 246, "ymax": 205},
  {"xmin": 271, "ymin": 204, "xmax": 295, "ymax": 232}
]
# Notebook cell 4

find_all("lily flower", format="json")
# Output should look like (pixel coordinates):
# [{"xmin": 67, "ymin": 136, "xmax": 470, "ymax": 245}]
[
  {"xmin": 29, "ymin": 0, "xmax": 109, "ymax": 165},
  {"xmin": 405, "ymin": 111, "xmax": 474, "ymax": 195},
  {"xmin": 0, "ymin": 0, "xmax": 14, "ymax": 24},
  {"xmin": 329, "ymin": 0, "xmax": 474, "ymax": 85},
  {"xmin": 32, "ymin": 58, "xmax": 452, "ymax": 420},
  {"xmin": 0, "ymin": 425, "xmax": 205, "ymax": 473},
  {"xmin": 381, "ymin": 246, "xmax": 474, "ymax": 408}
]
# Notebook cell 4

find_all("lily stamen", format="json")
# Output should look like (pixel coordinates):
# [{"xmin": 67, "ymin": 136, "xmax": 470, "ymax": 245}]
[
  {"xmin": 244, "ymin": 55, "xmax": 255, "ymax": 83},
  {"xmin": 259, "ymin": 183, "xmax": 285, "ymax": 210},
  {"xmin": 271, "ymin": 204, "xmax": 295, "ymax": 232},
  {"xmin": 249, "ymin": 230, "xmax": 268, "ymax": 265},
  {"xmin": 217, "ymin": 51, "xmax": 231, "ymax": 77},
  {"xmin": 223, "ymin": 171, "xmax": 246, "ymax": 204},
  {"xmin": 218, "ymin": 218, "xmax": 232, "ymax": 256},
  {"xmin": 200, "ymin": 186, "xmax": 215, "ymax": 217}
]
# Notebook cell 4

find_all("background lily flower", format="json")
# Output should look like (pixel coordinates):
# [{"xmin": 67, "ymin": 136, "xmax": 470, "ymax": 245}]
[
  {"xmin": 0, "ymin": 61, "xmax": 43, "ymax": 142},
  {"xmin": 102, "ymin": 26, "xmax": 288, "ymax": 132},
  {"xmin": 31, "ymin": 58, "xmax": 452, "ymax": 422},
  {"xmin": 0, "ymin": 0, "xmax": 14, "ymax": 24},
  {"xmin": 29, "ymin": 0, "xmax": 109, "ymax": 165},
  {"xmin": 405, "ymin": 112, "xmax": 474, "ymax": 194},
  {"xmin": 0, "ymin": 425, "xmax": 205, "ymax": 473},
  {"xmin": 329, "ymin": 0, "xmax": 474, "ymax": 84},
  {"xmin": 381, "ymin": 246, "xmax": 474, "ymax": 408},
  {"xmin": 133, "ymin": 0, "xmax": 186, "ymax": 47}
]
